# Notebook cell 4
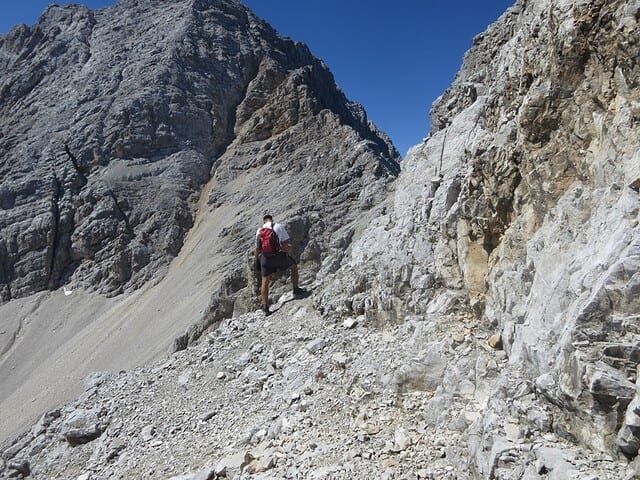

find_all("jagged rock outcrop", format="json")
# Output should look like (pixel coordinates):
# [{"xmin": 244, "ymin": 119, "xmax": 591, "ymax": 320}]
[{"xmin": 317, "ymin": 0, "xmax": 640, "ymax": 475}]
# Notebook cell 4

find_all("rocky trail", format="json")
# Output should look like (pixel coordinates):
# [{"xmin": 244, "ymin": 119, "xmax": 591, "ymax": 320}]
[{"xmin": 2, "ymin": 286, "xmax": 634, "ymax": 479}]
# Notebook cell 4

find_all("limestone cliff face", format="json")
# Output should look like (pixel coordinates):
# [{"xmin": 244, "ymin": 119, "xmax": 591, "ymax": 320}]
[
  {"xmin": 320, "ymin": 0, "xmax": 640, "ymax": 471},
  {"xmin": 0, "ymin": 0, "xmax": 398, "ymax": 302}
]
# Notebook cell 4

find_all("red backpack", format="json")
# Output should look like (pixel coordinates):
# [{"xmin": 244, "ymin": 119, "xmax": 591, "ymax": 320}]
[{"xmin": 259, "ymin": 226, "xmax": 280, "ymax": 254}]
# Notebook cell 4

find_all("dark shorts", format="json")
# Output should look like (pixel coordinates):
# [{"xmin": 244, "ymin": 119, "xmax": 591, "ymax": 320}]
[{"xmin": 260, "ymin": 252, "xmax": 296, "ymax": 277}]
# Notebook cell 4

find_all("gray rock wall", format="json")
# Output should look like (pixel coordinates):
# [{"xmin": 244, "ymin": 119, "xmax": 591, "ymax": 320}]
[{"xmin": 319, "ymin": 0, "xmax": 640, "ymax": 468}]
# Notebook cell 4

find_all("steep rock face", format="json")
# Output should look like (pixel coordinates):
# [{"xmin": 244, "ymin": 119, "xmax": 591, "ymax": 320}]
[
  {"xmin": 0, "ymin": 0, "xmax": 398, "ymax": 302},
  {"xmin": 319, "ymin": 0, "xmax": 640, "ymax": 472}
]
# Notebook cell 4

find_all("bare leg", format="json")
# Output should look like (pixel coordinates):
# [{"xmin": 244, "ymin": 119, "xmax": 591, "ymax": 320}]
[
  {"xmin": 290, "ymin": 264, "xmax": 299, "ymax": 289},
  {"xmin": 261, "ymin": 276, "xmax": 269, "ymax": 306}
]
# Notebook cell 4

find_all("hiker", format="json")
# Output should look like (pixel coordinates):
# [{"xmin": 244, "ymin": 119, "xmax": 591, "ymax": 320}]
[{"xmin": 255, "ymin": 214, "xmax": 304, "ymax": 315}]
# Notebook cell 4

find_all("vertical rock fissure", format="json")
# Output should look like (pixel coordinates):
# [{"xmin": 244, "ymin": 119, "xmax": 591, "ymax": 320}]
[
  {"xmin": 0, "ymin": 242, "xmax": 12, "ymax": 302},
  {"xmin": 107, "ymin": 190, "xmax": 132, "ymax": 235},
  {"xmin": 47, "ymin": 173, "xmax": 63, "ymax": 290},
  {"xmin": 64, "ymin": 144, "xmax": 84, "ymax": 176}
]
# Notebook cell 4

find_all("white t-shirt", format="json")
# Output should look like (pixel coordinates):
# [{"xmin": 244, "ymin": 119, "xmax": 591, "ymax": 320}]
[{"xmin": 256, "ymin": 221, "xmax": 290, "ymax": 245}]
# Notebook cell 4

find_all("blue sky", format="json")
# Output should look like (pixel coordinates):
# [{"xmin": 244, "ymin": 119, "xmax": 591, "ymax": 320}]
[{"xmin": 0, "ymin": 1, "xmax": 514, "ymax": 156}]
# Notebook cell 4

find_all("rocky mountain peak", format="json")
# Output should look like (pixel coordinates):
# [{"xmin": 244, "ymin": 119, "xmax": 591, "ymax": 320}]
[{"xmin": 0, "ymin": 0, "xmax": 399, "ymax": 303}]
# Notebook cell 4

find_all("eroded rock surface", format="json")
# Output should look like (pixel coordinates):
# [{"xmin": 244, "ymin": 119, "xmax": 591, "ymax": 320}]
[
  {"xmin": 0, "ymin": 0, "xmax": 398, "ymax": 302},
  {"xmin": 318, "ymin": 0, "xmax": 640, "ymax": 475}
]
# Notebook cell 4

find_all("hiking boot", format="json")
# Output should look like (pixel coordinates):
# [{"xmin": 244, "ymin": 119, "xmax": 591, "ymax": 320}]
[
  {"xmin": 261, "ymin": 304, "xmax": 270, "ymax": 316},
  {"xmin": 293, "ymin": 287, "xmax": 305, "ymax": 298}
]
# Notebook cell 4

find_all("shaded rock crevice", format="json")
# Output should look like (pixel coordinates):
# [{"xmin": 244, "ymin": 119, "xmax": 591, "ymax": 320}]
[{"xmin": 46, "ymin": 173, "xmax": 64, "ymax": 291}]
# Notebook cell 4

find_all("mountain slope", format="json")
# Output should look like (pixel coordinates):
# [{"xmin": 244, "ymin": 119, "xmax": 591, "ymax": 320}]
[
  {"xmin": 0, "ymin": 0, "xmax": 397, "ymax": 301},
  {"xmin": 0, "ymin": 0, "xmax": 398, "ymax": 445}
]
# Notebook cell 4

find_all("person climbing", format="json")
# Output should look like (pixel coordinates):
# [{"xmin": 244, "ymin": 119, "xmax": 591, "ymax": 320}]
[{"xmin": 255, "ymin": 214, "xmax": 304, "ymax": 315}]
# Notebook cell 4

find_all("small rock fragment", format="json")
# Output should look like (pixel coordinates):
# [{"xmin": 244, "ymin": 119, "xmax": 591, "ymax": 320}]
[
  {"xmin": 382, "ymin": 458, "xmax": 400, "ymax": 468},
  {"xmin": 487, "ymin": 334, "xmax": 502, "ymax": 349},
  {"xmin": 344, "ymin": 318, "xmax": 358, "ymax": 329},
  {"xmin": 305, "ymin": 338, "xmax": 326, "ymax": 354},
  {"xmin": 332, "ymin": 352, "xmax": 348, "ymax": 368},
  {"xmin": 140, "ymin": 425, "xmax": 155, "ymax": 442}
]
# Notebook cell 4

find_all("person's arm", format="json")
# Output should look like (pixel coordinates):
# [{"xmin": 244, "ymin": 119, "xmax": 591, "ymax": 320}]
[
  {"xmin": 280, "ymin": 239, "xmax": 292, "ymax": 255},
  {"xmin": 275, "ymin": 224, "xmax": 292, "ymax": 255}
]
